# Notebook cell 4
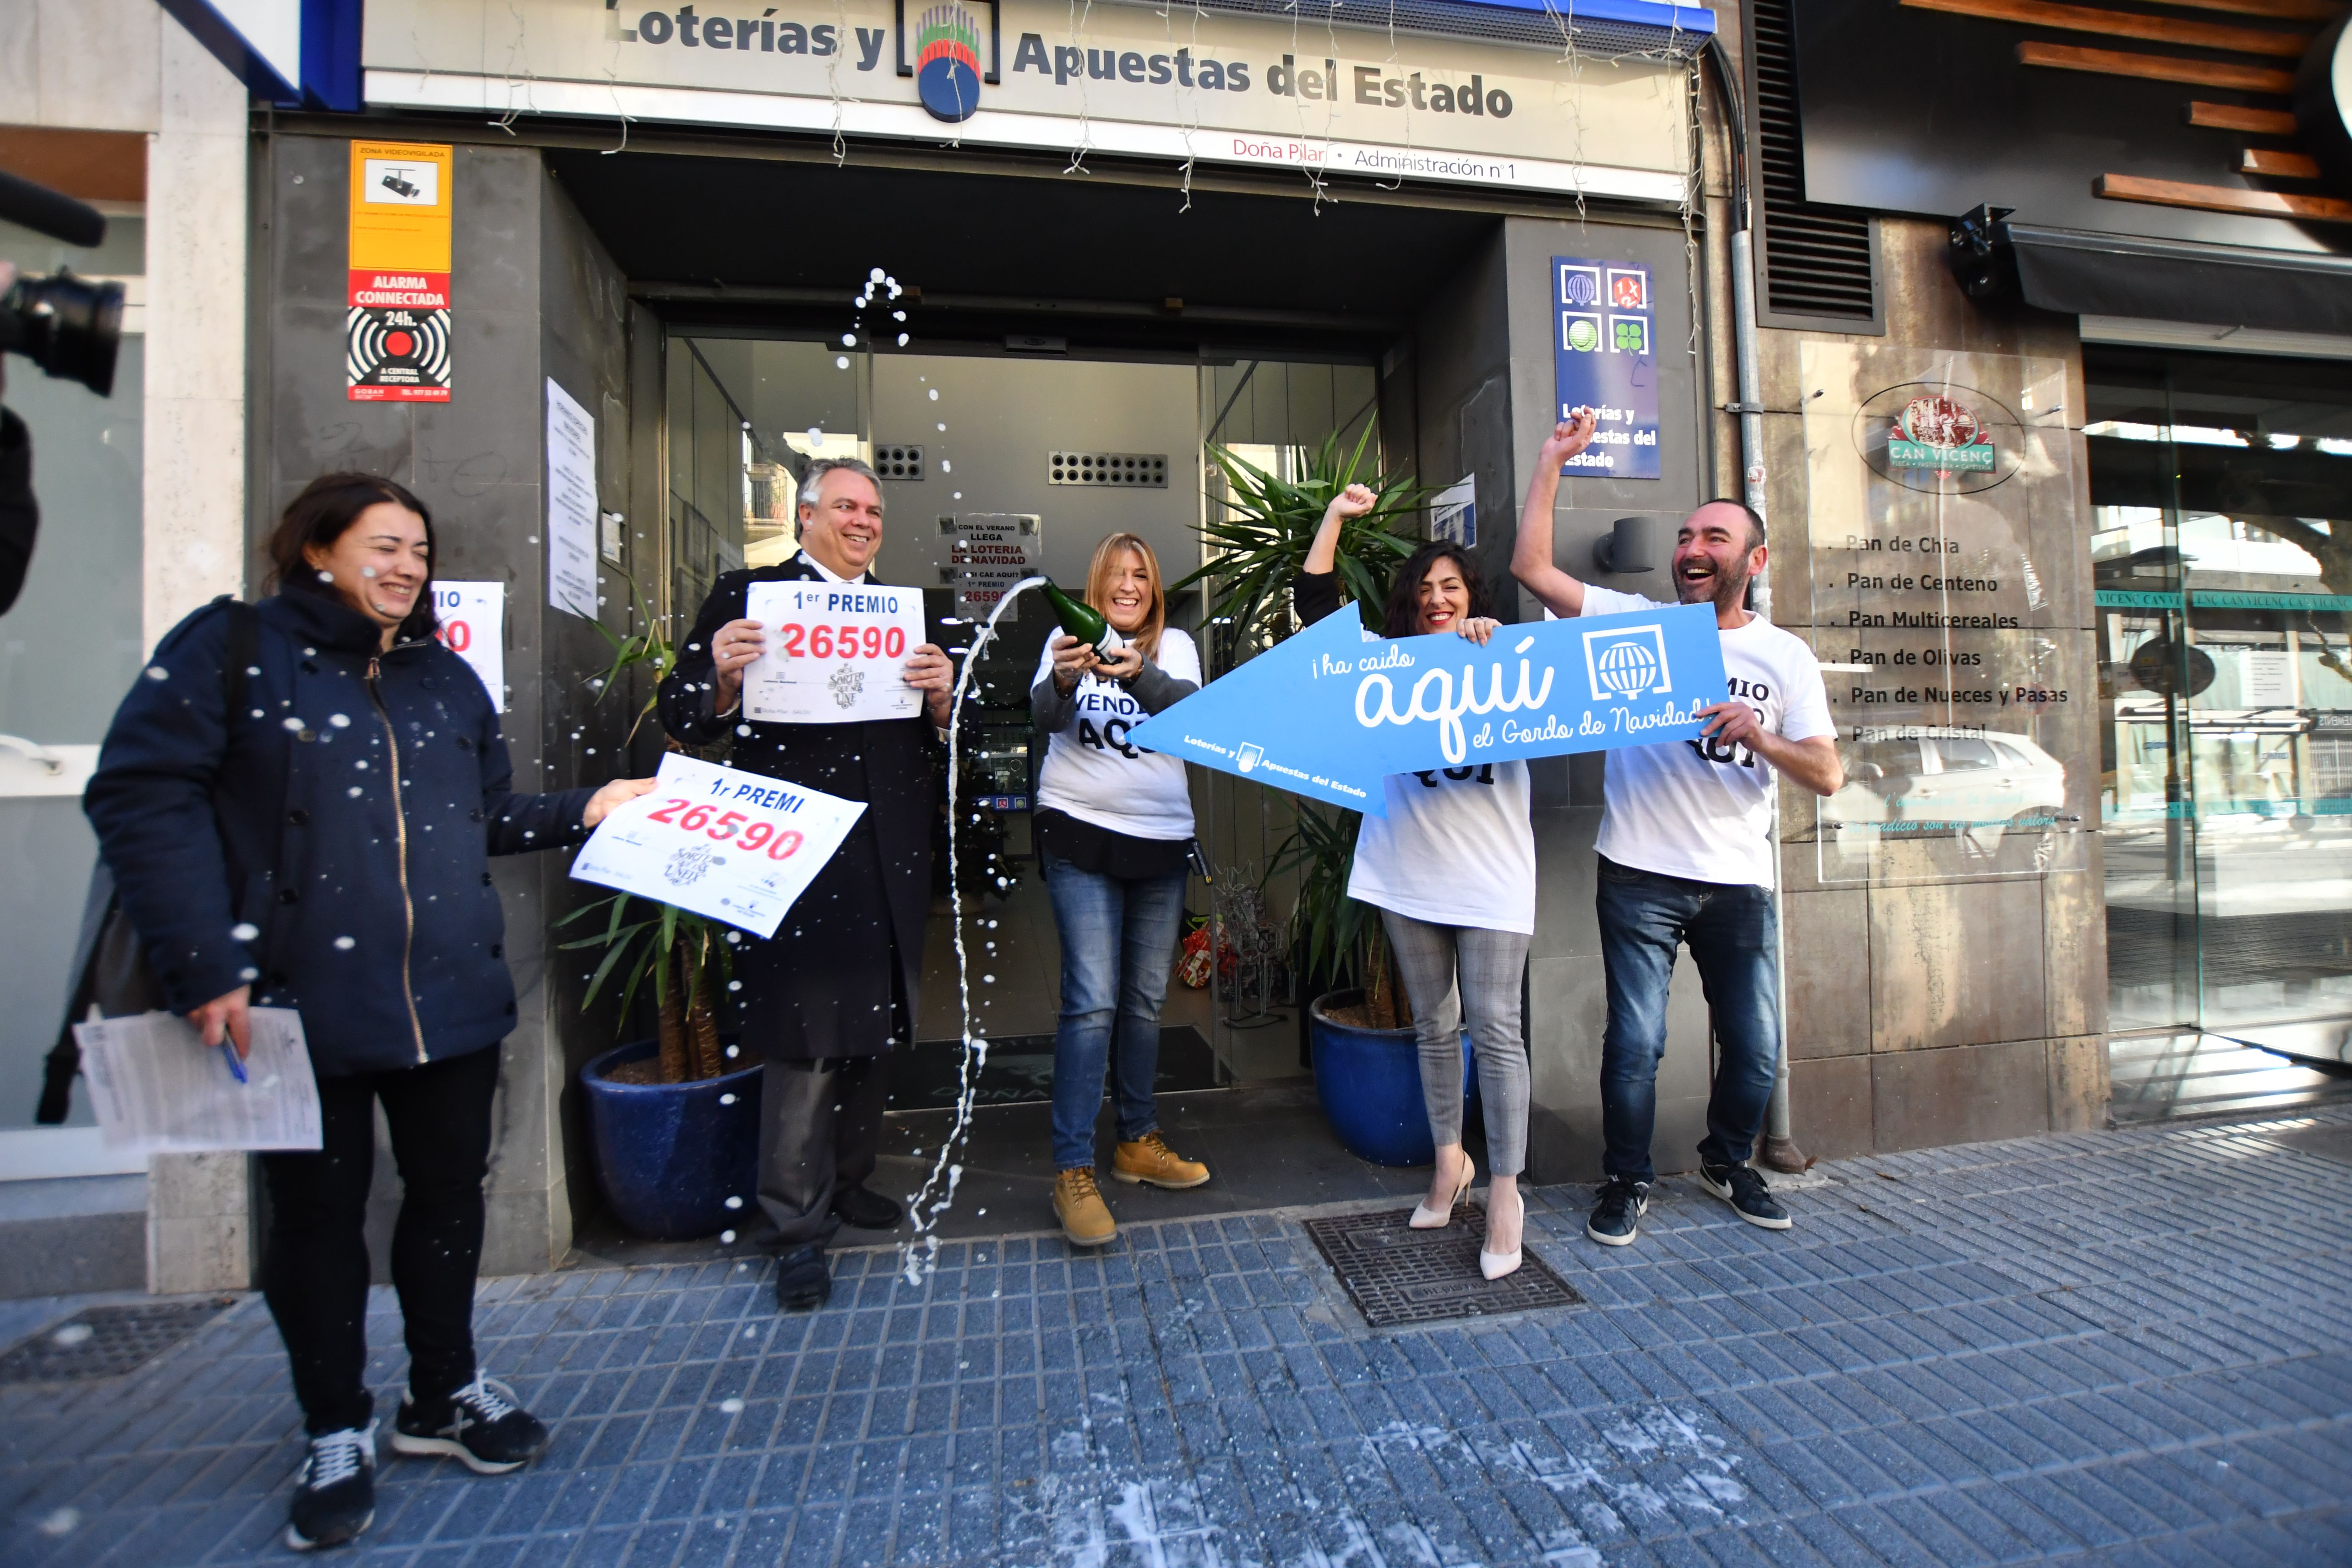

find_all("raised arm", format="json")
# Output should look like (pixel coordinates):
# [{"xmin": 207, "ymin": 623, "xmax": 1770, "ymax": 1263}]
[
  {"xmin": 1509, "ymin": 410, "xmax": 1601, "ymax": 618},
  {"xmin": 1304, "ymin": 482, "xmax": 1374, "ymax": 577}
]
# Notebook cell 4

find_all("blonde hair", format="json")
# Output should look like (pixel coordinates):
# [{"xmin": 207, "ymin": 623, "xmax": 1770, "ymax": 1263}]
[{"xmin": 1085, "ymin": 533, "xmax": 1165, "ymax": 662}]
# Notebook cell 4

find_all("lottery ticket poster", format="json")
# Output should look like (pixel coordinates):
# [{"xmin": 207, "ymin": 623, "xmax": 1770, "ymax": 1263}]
[
  {"xmin": 569, "ymin": 753, "xmax": 868, "ymax": 938},
  {"xmin": 431, "ymin": 580, "xmax": 504, "ymax": 710},
  {"xmin": 740, "ymin": 580, "xmax": 927, "ymax": 725}
]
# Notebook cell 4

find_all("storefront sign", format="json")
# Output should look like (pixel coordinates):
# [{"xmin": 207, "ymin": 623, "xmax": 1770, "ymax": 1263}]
[
  {"xmin": 360, "ymin": 0, "xmax": 1692, "ymax": 201},
  {"xmin": 431, "ymin": 580, "xmax": 506, "ymax": 709},
  {"xmin": 1802, "ymin": 343, "xmax": 2091, "ymax": 883},
  {"xmin": 570, "ymin": 752, "xmax": 868, "ymax": 937},
  {"xmin": 1129, "ymin": 601, "xmax": 1726, "ymax": 814},
  {"xmin": 346, "ymin": 140, "xmax": 451, "ymax": 402},
  {"xmin": 1552, "ymin": 257, "xmax": 1661, "ymax": 479}
]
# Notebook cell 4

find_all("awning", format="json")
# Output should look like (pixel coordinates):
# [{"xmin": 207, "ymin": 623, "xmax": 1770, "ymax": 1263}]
[{"xmin": 2004, "ymin": 223, "xmax": 2352, "ymax": 339}]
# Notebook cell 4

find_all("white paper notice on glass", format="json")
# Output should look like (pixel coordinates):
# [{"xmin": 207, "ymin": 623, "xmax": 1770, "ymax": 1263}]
[
  {"xmin": 569, "ymin": 752, "xmax": 868, "ymax": 938},
  {"xmin": 740, "ymin": 579, "xmax": 927, "ymax": 725},
  {"xmin": 74, "ymin": 1007, "xmax": 323, "ymax": 1154},
  {"xmin": 431, "ymin": 580, "xmax": 505, "ymax": 710},
  {"xmin": 545, "ymin": 378, "xmax": 599, "ymax": 620}
]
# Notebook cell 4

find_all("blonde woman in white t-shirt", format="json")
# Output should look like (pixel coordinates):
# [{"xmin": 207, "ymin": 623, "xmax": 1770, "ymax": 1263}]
[
  {"xmin": 1031, "ymin": 534, "xmax": 1213, "ymax": 1249},
  {"xmin": 1296, "ymin": 488, "xmax": 1537, "ymax": 1281}
]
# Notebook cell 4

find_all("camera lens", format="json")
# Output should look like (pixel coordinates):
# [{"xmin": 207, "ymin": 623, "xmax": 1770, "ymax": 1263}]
[{"xmin": 0, "ymin": 270, "xmax": 125, "ymax": 398}]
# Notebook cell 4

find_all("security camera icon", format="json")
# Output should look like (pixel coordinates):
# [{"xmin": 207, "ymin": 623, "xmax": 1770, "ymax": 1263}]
[{"xmin": 380, "ymin": 170, "xmax": 422, "ymax": 199}]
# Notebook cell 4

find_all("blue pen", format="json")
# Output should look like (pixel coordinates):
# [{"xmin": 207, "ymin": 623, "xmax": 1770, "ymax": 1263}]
[{"xmin": 219, "ymin": 1042, "xmax": 248, "ymax": 1085}]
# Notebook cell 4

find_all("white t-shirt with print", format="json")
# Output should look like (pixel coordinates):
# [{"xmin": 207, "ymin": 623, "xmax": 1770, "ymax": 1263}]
[
  {"xmin": 1582, "ymin": 586, "xmax": 1834, "ymax": 888},
  {"xmin": 1032, "ymin": 629, "xmax": 1200, "ymax": 841},
  {"xmin": 1348, "ymin": 760, "xmax": 1537, "ymax": 935}
]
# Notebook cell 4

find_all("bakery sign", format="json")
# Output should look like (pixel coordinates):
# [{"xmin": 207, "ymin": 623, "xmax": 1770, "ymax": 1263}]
[
  {"xmin": 359, "ymin": 0, "xmax": 1698, "ymax": 200},
  {"xmin": 1857, "ymin": 383, "xmax": 2023, "ymax": 495}
]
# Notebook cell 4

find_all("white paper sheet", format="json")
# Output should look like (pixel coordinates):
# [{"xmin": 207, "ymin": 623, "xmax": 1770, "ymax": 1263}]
[
  {"xmin": 740, "ymin": 579, "xmax": 927, "ymax": 725},
  {"xmin": 546, "ymin": 378, "xmax": 600, "ymax": 620},
  {"xmin": 75, "ymin": 1008, "xmax": 323, "ymax": 1154},
  {"xmin": 431, "ymin": 579, "xmax": 505, "ymax": 710},
  {"xmin": 568, "ymin": 752, "xmax": 868, "ymax": 937}
]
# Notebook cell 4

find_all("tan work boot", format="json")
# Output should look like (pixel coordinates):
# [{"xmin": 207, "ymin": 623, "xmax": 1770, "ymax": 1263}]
[
  {"xmin": 1111, "ymin": 1130, "xmax": 1211, "ymax": 1190},
  {"xmin": 1053, "ymin": 1167, "xmax": 1116, "ymax": 1247}
]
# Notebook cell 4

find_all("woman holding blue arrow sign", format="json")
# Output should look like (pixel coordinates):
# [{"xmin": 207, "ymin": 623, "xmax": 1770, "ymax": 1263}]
[{"xmin": 1296, "ymin": 481, "xmax": 1550, "ymax": 1280}]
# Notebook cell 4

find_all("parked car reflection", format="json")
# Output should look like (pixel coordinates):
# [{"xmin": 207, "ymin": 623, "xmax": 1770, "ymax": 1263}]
[{"xmin": 1829, "ymin": 727, "xmax": 2069, "ymax": 859}]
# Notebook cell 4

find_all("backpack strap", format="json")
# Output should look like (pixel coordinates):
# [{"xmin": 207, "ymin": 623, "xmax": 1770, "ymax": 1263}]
[{"xmin": 215, "ymin": 593, "xmax": 260, "ymax": 717}]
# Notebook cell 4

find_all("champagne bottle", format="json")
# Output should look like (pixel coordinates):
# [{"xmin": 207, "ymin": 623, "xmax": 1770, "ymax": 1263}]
[{"xmin": 1042, "ymin": 580, "xmax": 1122, "ymax": 654}]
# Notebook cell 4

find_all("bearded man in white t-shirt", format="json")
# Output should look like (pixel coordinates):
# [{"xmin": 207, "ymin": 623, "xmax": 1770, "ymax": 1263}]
[{"xmin": 1512, "ymin": 412, "xmax": 1843, "ymax": 1249}]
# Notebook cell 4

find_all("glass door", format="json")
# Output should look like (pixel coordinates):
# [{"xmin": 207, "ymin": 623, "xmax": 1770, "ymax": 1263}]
[{"xmin": 2088, "ymin": 346, "xmax": 2352, "ymax": 1059}]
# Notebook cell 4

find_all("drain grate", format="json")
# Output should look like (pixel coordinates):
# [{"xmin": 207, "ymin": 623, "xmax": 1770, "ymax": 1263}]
[
  {"xmin": 1302, "ymin": 1205, "xmax": 1583, "ymax": 1329},
  {"xmin": 0, "ymin": 1299, "xmax": 232, "ymax": 1385}
]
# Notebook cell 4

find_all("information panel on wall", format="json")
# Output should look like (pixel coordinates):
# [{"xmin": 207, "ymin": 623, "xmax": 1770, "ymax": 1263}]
[
  {"xmin": 346, "ymin": 140, "xmax": 452, "ymax": 402},
  {"xmin": 1552, "ymin": 256, "xmax": 1660, "ymax": 481},
  {"xmin": 1800, "ymin": 343, "xmax": 2091, "ymax": 884}
]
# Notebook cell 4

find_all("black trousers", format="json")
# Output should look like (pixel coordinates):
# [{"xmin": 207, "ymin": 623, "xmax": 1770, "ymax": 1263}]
[
  {"xmin": 751, "ymin": 1055, "xmax": 891, "ymax": 1252},
  {"xmin": 259, "ymin": 1044, "xmax": 499, "ymax": 1435}
]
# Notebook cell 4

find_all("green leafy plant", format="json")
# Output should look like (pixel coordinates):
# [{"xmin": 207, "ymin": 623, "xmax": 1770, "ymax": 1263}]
[
  {"xmin": 1184, "ymin": 427, "xmax": 1431, "ymax": 1029},
  {"xmin": 1175, "ymin": 425, "xmax": 1430, "ymax": 655},
  {"xmin": 1267, "ymin": 802, "xmax": 1411, "ymax": 1029},
  {"xmin": 585, "ymin": 564, "xmax": 672, "ymax": 746},
  {"xmin": 556, "ymin": 893, "xmax": 736, "ymax": 1082}
]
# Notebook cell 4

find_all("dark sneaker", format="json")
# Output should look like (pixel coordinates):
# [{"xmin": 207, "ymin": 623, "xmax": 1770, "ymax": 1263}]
[
  {"xmin": 1699, "ymin": 1163, "xmax": 1793, "ymax": 1230},
  {"xmin": 831, "ymin": 1182, "xmax": 905, "ymax": 1230},
  {"xmin": 285, "ymin": 1421, "xmax": 376, "ymax": 1551},
  {"xmin": 389, "ymin": 1374, "xmax": 549, "ymax": 1474},
  {"xmin": 1586, "ymin": 1176, "xmax": 1650, "ymax": 1247},
  {"xmin": 774, "ymin": 1244, "xmax": 833, "ymax": 1312}
]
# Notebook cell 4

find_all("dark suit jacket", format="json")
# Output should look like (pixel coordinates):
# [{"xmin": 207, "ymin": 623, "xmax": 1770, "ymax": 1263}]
[{"xmin": 658, "ymin": 555, "xmax": 939, "ymax": 1058}]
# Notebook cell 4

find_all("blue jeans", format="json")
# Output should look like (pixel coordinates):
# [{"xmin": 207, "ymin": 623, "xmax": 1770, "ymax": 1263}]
[
  {"xmin": 1595, "ymin": 856, "xmax": 1781, "ymax": 1184},
  {"xmin": 1044, "ymin": 857, "xmax": 1189, "ymax": 1171}
]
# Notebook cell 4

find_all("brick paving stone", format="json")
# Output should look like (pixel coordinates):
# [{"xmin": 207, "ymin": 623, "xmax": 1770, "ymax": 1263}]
[{"xmin": 5, "ymin": 1111, "xmax": 2351, "ymax": 1565}]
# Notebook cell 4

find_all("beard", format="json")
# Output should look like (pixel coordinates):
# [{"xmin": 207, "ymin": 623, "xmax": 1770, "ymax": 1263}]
[{"xmin": 1675, "ymin": 558, "xmax": 1751, "ymax": 613}]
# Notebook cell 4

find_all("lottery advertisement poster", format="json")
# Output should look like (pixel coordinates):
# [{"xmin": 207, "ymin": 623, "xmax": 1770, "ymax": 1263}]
[{"xmin": 1551, "ymin": 255, "xmax": 1661, "ymax": 480}]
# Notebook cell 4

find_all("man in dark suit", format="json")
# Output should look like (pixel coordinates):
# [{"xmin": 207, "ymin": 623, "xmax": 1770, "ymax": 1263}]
[{"xmin": 659, "ymin": 457, "xmax": 953, "ymax": 1310}]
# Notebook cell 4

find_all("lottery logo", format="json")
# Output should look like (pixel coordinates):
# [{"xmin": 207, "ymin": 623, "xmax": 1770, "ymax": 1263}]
[
  {"xmin": 912, "ymin": 2, "xmax": 985, "ymax": 122},
  {"xmin": 664, "ymin": 843, "xmax": 717, "ymax": 886},
  {"xmin": 346, "ymin": 307, "xmax": 451, "ymax": 402},
  {"xmin": 828, "ymin": 664, "xmax": 867, "ymax": 710}
]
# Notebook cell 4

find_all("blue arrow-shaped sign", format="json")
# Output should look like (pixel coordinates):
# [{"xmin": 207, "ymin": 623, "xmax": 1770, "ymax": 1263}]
[{"xmin": 1130, "ymin": 602, "xmax": 1729, "ymax": 814}]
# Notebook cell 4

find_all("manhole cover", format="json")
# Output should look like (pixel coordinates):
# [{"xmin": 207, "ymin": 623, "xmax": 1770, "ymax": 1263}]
[
  {"xmin": 1301, "ymin": 1205, "xmax": 1584, "ymax": 1329},
  {"xmin": 0, "ymin": 1299, "xmax": 232, "ymax": 1385}
]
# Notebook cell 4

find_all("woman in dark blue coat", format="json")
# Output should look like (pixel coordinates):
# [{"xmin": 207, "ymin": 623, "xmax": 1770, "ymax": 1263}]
[{"xmin": 84, "ymin": 473, "xmax": 653, "ymax": 1552}]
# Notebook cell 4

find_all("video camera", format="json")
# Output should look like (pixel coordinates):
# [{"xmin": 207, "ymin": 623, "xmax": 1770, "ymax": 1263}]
[{"xmin": 0, "ymin": 168, "xmax": 125, "ymax": 398}]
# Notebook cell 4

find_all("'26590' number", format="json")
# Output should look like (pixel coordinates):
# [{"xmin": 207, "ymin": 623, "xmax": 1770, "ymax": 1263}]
[
  {"xmin": 644, "ymin": 799, "xmax": 805, "ymax": 859},
  {"xmin": 777, "ymin": 623, "xmax": 906, "ymax": 660}
]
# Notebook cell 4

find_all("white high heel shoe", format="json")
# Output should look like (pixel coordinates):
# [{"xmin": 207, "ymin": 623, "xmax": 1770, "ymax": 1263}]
[
  {"xmin": 1410, "ymin": 1152, "xmax": 1475, "ymax": 1229},
  {"xmin": 1479, "ymin": 1186, "xmax": 1523, "ymax": 1280}
]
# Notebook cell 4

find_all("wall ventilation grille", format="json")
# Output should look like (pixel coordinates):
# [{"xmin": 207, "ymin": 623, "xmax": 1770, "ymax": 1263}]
[
  {"xmin": 1750, "ymin": 0, "xmax": 1878, "ymax": 323},
  {"xmin": 1049, "ymin": 452, "xmax": 1168, "ymax": 487},
  {"xmin": 874, "ymin": 444, "xmax": 924, "ymax": 480}
]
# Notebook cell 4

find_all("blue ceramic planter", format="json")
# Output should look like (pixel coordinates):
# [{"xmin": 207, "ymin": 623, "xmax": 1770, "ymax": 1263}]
[
  {"xmin": 1309, "ymin": 991, "xmax": 1477, "ymax": 1167},
  {"xmin": 579, "ymin": 1038, "xmax": 763, "ymax": 1241}
]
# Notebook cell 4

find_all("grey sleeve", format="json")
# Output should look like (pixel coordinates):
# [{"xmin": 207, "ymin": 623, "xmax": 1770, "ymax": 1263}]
[
  {"xmin": 1031, "ymin": 671, "xmax": 1078, "ymax": 736},
  {"xmin": 1123, "ymin": 662, "xmax": 1199, "ymax": 716}
]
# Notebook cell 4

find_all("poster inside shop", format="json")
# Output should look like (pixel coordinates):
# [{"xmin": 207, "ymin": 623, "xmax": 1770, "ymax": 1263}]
[
  {"xmin": 740, "ymin": 579, "xmax": 928, "ymax": 723},
  {"xmin": 569, "ymin": 752, "xmax": 868, "ymax": 938},
  {"xmin": 945, "ymin": 513, "xmax": 1041, "ymax": 621},
  {"xmin": 431, "ymin": 580, "xmax": 505, "ymax": 709},
  {"xmin": 347, "ymin": 141, "xmax": 452, "ymax": 402},
  {"xmin": 1552, "ymin": 256, "xmax": 1659, "ymax": 480}
]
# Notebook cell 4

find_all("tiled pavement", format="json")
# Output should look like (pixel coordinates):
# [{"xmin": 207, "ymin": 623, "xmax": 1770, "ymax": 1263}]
[{"xmin": 3, "ymin": 1110, "xmax": 2350, "ymax": 1567}]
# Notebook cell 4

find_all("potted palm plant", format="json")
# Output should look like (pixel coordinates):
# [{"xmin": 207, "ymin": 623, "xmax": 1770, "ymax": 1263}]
[{"xmin": 1184, "ymin": 430, "xmax": 1469, "ymax": 1165}]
